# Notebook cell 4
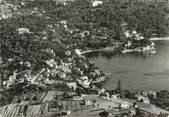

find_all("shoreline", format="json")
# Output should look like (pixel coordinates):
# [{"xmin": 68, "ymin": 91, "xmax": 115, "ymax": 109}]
[
  {"xmin": 82, "ymin": 38, "xmax": 164, "ymax": 92},
  {"xmin": 81, "ymin": 47, "xmax": 118, "ymax": 55},
  {"xmin": 81, "ymin": 36, "xmax": 169, "ymax": 55},
  {"xmin": 150, "ymin": 37, "xmax": 169, "ymax": 41}
]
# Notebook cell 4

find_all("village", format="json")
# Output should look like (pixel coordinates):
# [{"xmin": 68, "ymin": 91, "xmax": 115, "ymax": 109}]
[
  {"xmin": 1, "ymin": 0, "xmax": 169, "ymax": 117},
  {"xmin": 1, "ymin": 80, "xmax": 169, "ymax": 117}
]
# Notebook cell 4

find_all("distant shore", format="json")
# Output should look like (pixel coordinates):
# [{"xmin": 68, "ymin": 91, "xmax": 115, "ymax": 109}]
[{"xmin": 150, "ymin": 37, "xmax": 169, "ymax": 41}]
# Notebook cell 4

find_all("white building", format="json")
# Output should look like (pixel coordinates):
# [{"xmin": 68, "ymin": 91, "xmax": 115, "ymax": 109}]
[
  {"xmin": 92, "ymin": 0, "xmax": 103, "ymax": 7},
  {"xmin": 66, "ymin": 82, "xmax": 77, "ymax": 91},
  {"xmin": 121, "ymin": 102, "xmax": 131, "ymax": 109},
  {"xmin": 75, "ymin": 49, "xmax": 81, "ymax": 55},
  {"xmin": 55, "ymin": 0, "xmax": 75, "ymax": 6},
  {"xmin": 111, "ymin": 94, "xmax": 121, "ymax": 99},
  {"xmin": 17, "ymin": 28, "xmax": 31, "ymax": 34},
  {"xmin": 136, "ymin": 95, "xmax": 150, "ymax": 104},
  {"xmin": 77, "ymin": 76, "xmax": 90, "ymax": 88}
]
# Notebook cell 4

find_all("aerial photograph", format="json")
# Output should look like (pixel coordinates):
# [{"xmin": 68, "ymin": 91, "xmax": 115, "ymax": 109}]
[{"xmin": 0, "ymin": 0, "xmax": 169, "ymax": 117}]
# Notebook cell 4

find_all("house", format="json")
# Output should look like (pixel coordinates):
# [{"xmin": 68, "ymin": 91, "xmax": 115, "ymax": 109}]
[
  {"xmin": 136, "ymin": 102, "xmax": 169, "ymax": 116},
  {"xmin": 59, "ymin": 20, "xmax": 68, "ymax": 30},
  {"xmin": 125, "ymin": 40, "xmax": 132, "ymax": 47},
  {"xmin": 121, "ymin": 102, "xmax": 132, "ymax": 109},
  {"xmin": 111, "ymin": 94, "xmax": 121, "ymax": 99},
  {"xmin": 94, "ymin": 100, "xmax": 120, "ymax": 109},
  {"xmin": 111, "ymin": 98, "xmax": 136, "ymax": 109},
  {"xmin": 82, "ymin": 94, "xmax": 120, "ymax": 109},
  {"xmin": 124, "ymin": 30, "xmax": 131, "ymax": 38},
  {"xmin": 80, "ymin": 31, "xmax": 90, "ymax": 38},
  {"xmin": 45, "ymin": 59, "xmax": 56, "ymax": 68},
  {"xmin": 136, "ymin": 95, "xmax": 150, "ymax": 104},
  {"xmin": 85, "ymin": 100, "xmax": 93, "ymax": 106},
  {"xmin": 92, "ymin": 0, "xmax": 103, "ymax": 7},
  {"xmin": 98, "ymin": 88, "xmax": 105, "ymax": 95},
  {"xmin": 9, "ymin": 71, "xmax": 17, "ymax": 81},
  {"xmin": 145, "ymin": 91, "xmax": 156, "ymax": 99},
  {"xmin": 5, "ymin": 80, "xmax": 14, "ymax": 88},
  {"xmin": 113, "ymin": 41, "xmax": 123, "ymax": 47},
  {"xmin": 55, "ymin": 0, "xmax": 75, "ymax": 6},
  {"xmin": 58, "ymin": 72, "xmax": 66, "ymax": 79},
  {"xmin": 82, "ymin": 94, "xmax": 98, "ymax": 102},
  {"xmin": 17, "ymin": 28, "xmax": 31, "ymax": 34},
  {"xmin": 72, "ymin": 96, "xmax": 83, "ymax": 101},
  {"xmin": 77, "ymin": 76, "xmax": 90, "ymax": 88},
  {"xmin": 100, "ymin": 92, "xmax": 110, "ymax": 100},
  {"xmin": 109, "ymin": 107, "xmax": 133, "ymax": 117},
  {"xmin": 66, "ymin": 82, "xmax": 77, "ymax": 91}
]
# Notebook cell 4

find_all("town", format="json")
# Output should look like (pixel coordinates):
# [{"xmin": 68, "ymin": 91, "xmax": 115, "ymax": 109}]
[
  {"xmin": 1, "ymin": 80, "xmax": 169, "ymax": 117},
  {"xmin": 1, "ymin": 0, "xmax": 169, "ymax": 117}
]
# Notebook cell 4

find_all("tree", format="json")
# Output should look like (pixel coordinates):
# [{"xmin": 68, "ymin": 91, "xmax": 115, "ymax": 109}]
[
  {"xmin": 117, "ymin": 79, "xmax": 121, "ymax": 92},
  {"xmin": 117, "ymin": 79, "xmax": 124, "ymax": 97},
  {"xmin": 99, "ymin": 111, "xmax": 109, "ymax": 117},
  {"xmin": 63, "ymin": 92, "xmax": 70, "ymax": 99}
]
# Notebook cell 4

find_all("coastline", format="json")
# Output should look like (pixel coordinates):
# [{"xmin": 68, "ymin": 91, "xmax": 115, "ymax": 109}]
[
  {"xmin": 150, "ymin": 37, "xmax": 169, "ymax": 41},
  {"xmin": 80, "ymin": 36, "xmax": 169, "ymax": 55},
  {"xmin": 81, "ymin": 46, "xmax": 118, "ymax": 55}
]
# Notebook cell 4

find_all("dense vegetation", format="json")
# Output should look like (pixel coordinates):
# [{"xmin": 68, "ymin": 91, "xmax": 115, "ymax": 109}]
[{"xmin": 54, "ymin": 0, "xmax": 169, "ymax": 37}]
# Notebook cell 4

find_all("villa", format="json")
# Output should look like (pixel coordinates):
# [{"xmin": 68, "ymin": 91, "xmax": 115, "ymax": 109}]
[{"xmin": 91, "ymin": 0, "xmax": 103, "ymax": 7}]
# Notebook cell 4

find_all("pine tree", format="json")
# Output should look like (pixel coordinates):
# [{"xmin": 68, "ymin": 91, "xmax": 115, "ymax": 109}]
[
  {"xmin": 117, "ymin": 79, "xmax": 124, "ymax": 97},
  {"xmin": 117, "ymin": 79, "xmax": 121, "ymax": 91}
]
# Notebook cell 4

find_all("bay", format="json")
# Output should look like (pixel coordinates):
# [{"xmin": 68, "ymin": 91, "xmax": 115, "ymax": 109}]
[{"xmin": 87, "ymin": 41, "xmax": 169, "ymax": 91}]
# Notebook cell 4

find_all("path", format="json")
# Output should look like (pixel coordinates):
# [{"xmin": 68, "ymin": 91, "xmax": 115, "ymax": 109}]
[
  {"xmin": 81, "ymin": 47, "xmax": 116, "ymax": 55},
  {"xmin": 81, "ymin": 50, "xmax": 102, "ymax": 55}
]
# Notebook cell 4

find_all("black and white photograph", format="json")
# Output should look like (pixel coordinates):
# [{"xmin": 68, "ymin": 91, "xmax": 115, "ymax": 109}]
[{"xmin": 1, "ymin": 0, "xmax": 169, "ymax": 117}]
